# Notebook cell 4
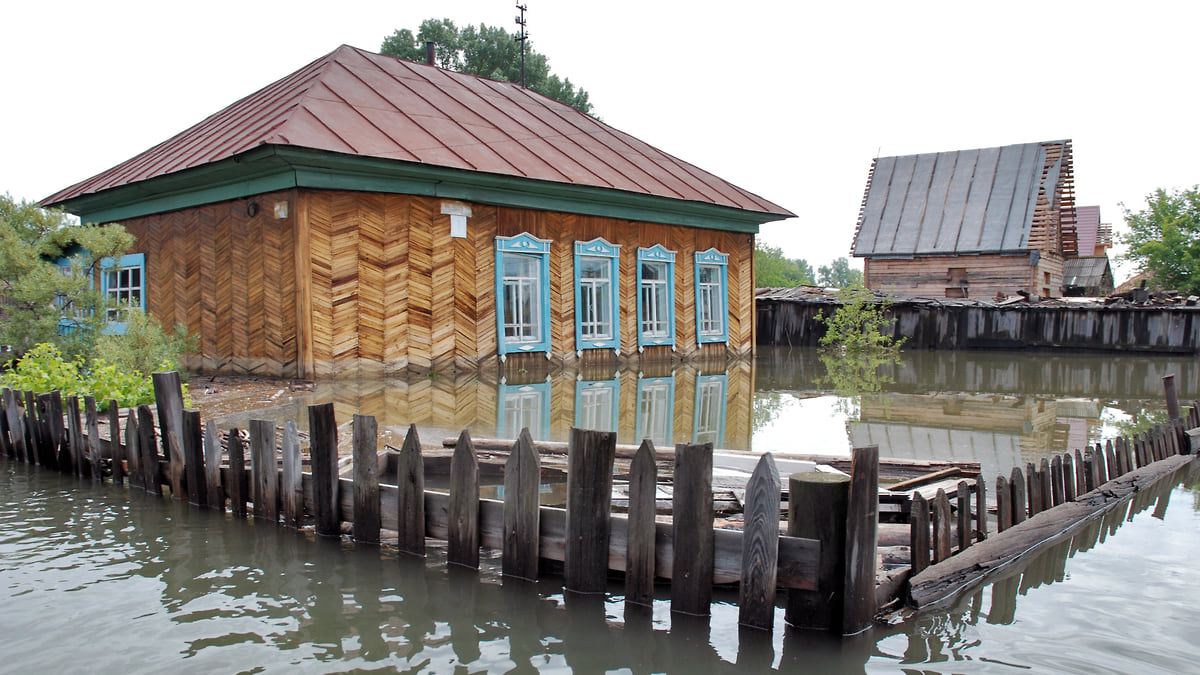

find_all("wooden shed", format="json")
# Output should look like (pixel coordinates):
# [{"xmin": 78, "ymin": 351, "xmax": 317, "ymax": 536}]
[
  {"xmin": 850, "ymin": 140, "xmax": 1078, "ymax": 300},
  {"xmin": 42, "ymin": 45, "xmax": 793, "ymax": 377}
]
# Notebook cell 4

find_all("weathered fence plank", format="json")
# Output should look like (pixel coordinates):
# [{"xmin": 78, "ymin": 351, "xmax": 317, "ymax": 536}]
[
  {"xmin": 503, "ymin": 428, "xmax": 541, "ymax": 581},
  {"xmin": 204, "ymin": 420, "xmax": 224, "ymax": 512},
  {"xmin": 786, "ymin": 471, "xmax": 849, "ymax": 630},
  {"xmin": 1051, "ymin": 455, "xmax": 1065, "ymax": 506},
  {"xmin": 126, "ymin": 412, "xmax": 142, "ymax": 489},
  {"xmin": 108, "ymin": 400, "xmax": 122, "ymax": 484},
  {"xmin": 1025, "ymin": 462, "xmax": 1041, "ymax": 516},
  {"xmin": 395, "ymin": 424, "xmax": 425, "ymax": 555},
  {"xmin": 85, "ymin": 397, "xmax": 102, "ymax": 481},
  {"xmin": 137, "ymin": 405, "xmax": 159, "ymax": 494},
  {"xmin": 309, "ymin": 403, "xmax": 340, "ymax": 537},
  {"xmin": 152, "ymin": 371, "xmax": 186, "ymax": 499},
  {"xmin": 352, "ymin": 414, "xmax": 380, "ymax": 544},
  {"xmin": 67, "ymin": 396, "xmax": 83, "ymax": 477},
  {"xmin": 228, "ymin": 429, "xmax": 247, "ymax": 517},
  {"xmin": 24, "ymin": 391, "xmax": 40, "ymax": 466},
  {"xmin": 251, "ymin": 419, "xmax": 279, "ymax": 524},
  {"xmin": 36, "ymin": 394, "xmax": 56, "ymax": 468},
  {"xmin": 932, "ymin": 489, "xmax": 952, "ymax": 562},
  {"xmin": 842, "ymin": 444, "xmax": 879, "ymax": 636},
  {"xmin": 1063, "ymin": 452, "xmax": 1076, "ymax": 502},
  {"xmin": 566, "ymin": 428, "xmax": 618, "ymax": 594},
  {"xmin": 739, "ymin": 453, "xmax": 780, "ymax": 631},
  {"xmin": 281, "ymin": 420, "xmax": 302, "ymax": 529},
  {"xmin": 974, "ymin": 476, "xmax": 987, "ymax": 541},
  {"xmin": 448, "ymin": 429, "xmax": 480, "ymax": 568},
  {"xmin": 182, "ymin": 410, "xmax": 205, "ymax": 508},
  {"xmin": 0, "ymin": 389, "xmax": 14, "ymax": 458},
  {"xmin": 1010, "ymin": 467, "xmax": 1026, "ymax": 525},
  {"xmin": 46, "ymin": 393, "xmax": 66, "ymax": 471},
  {"xmin": 956, "ymin": 481, "xmax": 971, "ymax": 553},
  {"xmin": 672, "ymin": 441, "xmax": 715, "ymax": 616},
  {"xmin": 625, "ymin": 440, "xmax": 657, "ymax": 608},
  {"xmin": 1105, "ymin": 441, "xmax": 1118, "ymax": 481},
  {"xmin": 996, "ymin": 476, "xmax": 1011, "ymax": 532},
  {"xmin": 1038, "ymin": 458, "xmax": 1052, "ymax": 514},
  {"xmin": 910, "ymin": 491, "xmax": 930, "ymax": 573}
]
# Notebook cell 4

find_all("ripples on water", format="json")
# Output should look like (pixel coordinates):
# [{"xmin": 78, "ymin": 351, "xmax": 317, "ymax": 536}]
[{"xmin": 1, "ymin": 460, "xmax": 1198, "ymax": 673}]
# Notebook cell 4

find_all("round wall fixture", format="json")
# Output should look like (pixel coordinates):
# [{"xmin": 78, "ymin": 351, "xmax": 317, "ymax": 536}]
[{"xmin": 247, "ymin": 202, "xmax": 259, "ymax": 217}]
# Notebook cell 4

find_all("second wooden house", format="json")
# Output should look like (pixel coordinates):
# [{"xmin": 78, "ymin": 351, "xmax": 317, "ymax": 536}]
[
  {"xmin": 851, "ymin": 140, "xmax": 1078, "ymax": 299},
  {"xmin": 42, "ymin": 45, "xmax": 793, "ymax": 377}
]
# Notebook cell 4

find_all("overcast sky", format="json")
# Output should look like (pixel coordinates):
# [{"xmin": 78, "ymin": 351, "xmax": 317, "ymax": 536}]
[{"xmin": 5, "ymin": 1, "xmax": 1197, "ymax": 282}]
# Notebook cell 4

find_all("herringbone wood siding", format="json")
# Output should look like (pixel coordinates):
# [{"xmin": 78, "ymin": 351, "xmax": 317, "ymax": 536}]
[{"xmin": 119, "ymin": 189, "xmax": 754, "ymax": 377}]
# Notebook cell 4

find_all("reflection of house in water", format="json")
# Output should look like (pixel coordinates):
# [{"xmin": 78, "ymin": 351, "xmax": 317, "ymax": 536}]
[
  {"xmin": 1053, "ymin": 398, "xmax": 1105, "ymax": 455},
  {"xmin": 851, "ymin": 393, "xmax": 1083, "ymax": 479}
]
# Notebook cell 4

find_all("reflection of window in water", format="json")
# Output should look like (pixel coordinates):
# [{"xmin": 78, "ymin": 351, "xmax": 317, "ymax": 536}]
[
  {"xmin": 576, "ymin": 379, "xmax": 618, "ymax": 432},
  {"xmin": 636, "ymin": 377, "xmax": 675, "ymax": 448},
  {"xmin": 693, "ymin": 374, "xmax": 727, "ymax": 446},
  {"xmin": 499, "ymin": 382, "xmax": 550, "ymax": 439}
]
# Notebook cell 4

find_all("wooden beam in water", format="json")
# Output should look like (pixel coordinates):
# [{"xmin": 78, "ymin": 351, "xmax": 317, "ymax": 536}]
[
  {"xmin": 624, "ymin": 440, "xmax": 657, "ymax": 608},
  {"xmin": 739, "ymin": 453, "xmax": 780, "ymax": 631},
  {"xmin": 672, "ymin": 441, "xmax": 714, "ymax": 616},
  {"xmin": 352, "ymin": 414, "xmax": 380, "ymax": 544},
  {"xmin": 503, "ymin": 428, "xmax": 540, "ymax": 581}
]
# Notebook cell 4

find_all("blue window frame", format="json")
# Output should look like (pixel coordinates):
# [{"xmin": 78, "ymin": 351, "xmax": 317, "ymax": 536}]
[
  {"xmin": 635, "ymin": 374, "xmax": 675, "ymax": 448},
  {"xmin": 636, "ymin": 245, "xmax": 676, "ymax": 349},
  {"xmin": 100, "ymin": 253, "xmax": 146, "ymax": 335},
  {"xmin": 573, "ymin": 238, "xmax": 621, "ymax": 353},
  {"xmin": 692, "ymin": 374, "xmax": 728, "ymax": 447},
  {"xmin": 694, "ymin": 249, "xmax": 728, "ymax": 344},
  {"xmin": 574, "ymin": 376, "xmax": 620, "ymax": 433},
  {"xmin": 495, "ymin": 233, "xmax": 552, "ymax": 359}
]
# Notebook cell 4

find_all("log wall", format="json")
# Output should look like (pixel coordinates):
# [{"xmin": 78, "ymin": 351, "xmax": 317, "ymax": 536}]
[
  {"xmin": 864, "ymin": 253, "xmax": 1064, "ymax": 301},
  {"xmin": 120, "ymin": 189, "xmax": 755, "ymax": 377}
]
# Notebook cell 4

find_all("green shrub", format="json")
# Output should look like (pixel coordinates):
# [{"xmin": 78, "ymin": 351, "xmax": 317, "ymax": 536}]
[
  {"xmin": 93, "ymin": 311, "xmax": 197, "ymax": 377},
  {"xmin": 0, "ymin": 342, "xmax": 189, "ymax": 411}
]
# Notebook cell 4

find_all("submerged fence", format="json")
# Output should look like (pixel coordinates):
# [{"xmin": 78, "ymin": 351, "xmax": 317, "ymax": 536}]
[{"xmin": 0, "ymin": 372, "xmax": 881, "ymax": 638}]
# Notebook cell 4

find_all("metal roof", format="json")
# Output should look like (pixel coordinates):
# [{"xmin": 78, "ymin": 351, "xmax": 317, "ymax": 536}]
[
  {"xmin": 851, "ymin": 141, "xmax": 1069, "ymax": 257},
  {"xmin": 1062, "ymin": 256, "xmax": 1112, "ymax": 287},
  {"xmin": 1074, "ymin": 205, "xmax": 1101, "ymax": 256},
  {"xmin": 43, "ymin": 45, "xmax": 792, "ymax": 220}
]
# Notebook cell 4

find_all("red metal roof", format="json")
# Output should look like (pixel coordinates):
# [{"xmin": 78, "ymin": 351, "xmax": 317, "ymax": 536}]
[
  {"xmin": 1074, "ymin": 205, "xmax": 1101, "ymax": 257},
  {"xmin": 43, "ymin": 45, "xmax": 792, "ymax": 218}
]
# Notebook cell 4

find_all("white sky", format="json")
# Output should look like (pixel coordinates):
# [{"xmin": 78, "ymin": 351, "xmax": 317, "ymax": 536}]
[{"xmin": 5, "ymin": 1, "xmax": 1198, "ymax": 283}]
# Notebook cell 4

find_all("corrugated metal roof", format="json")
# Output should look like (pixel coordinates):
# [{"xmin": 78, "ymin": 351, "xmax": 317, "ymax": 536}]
[
  {"xmin": 851, "ymin": 140, "xmax": 1069, "ymax": 257},
  {"xmin": 1074, "ymin": 205, "xmax": 1101, "ymax": 256},
  {"xmin": 1062, "ymin": 256, "xmax": 1111, "ymax": 286},
  {"xmin": 44, "ymin": 45, "xmax": 792, "ymax": 218}
]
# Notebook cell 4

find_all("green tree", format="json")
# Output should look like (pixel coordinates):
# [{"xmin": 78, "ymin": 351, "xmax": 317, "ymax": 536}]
[
  {"xmin": 817, "ymin": 257, "xmax": 864, "ymax": 289},
  {"xmin": 1120, "ymin": 186, "xmax": 1200, "ymax": 294},
  {"xmin": 755, "ymin": 242, "xmax": 814, "ymax": 287},
  {"xmin": 815, "ymin": 281, "xmax": 904, "ymax": 406},
  {"xmin": 0, "ymin": 195, "xmax": 132, "ymax": 363},
  {"xmin": 381, "ymin": 18, "xmax": 593, "ymax": 115}
]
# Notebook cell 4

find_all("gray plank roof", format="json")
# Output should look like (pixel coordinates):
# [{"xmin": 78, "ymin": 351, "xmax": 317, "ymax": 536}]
[
  {"xmin": 852, "ymin": 140, "xmax": 1068, "ymax": 257},
  {"xmin": 1063, "ymin": 256, "xmax": 1112, "ymax": 287}
]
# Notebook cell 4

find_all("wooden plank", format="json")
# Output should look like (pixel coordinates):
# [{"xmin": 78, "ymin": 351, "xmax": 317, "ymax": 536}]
[
  {"xmin": 1038, "ymin": 458, "xmax": 1052, "ymax": 513},
  {"xmin": 1063, "ymin": 452, "xmax": 1076, "ymax": 502},
  {"xmin": 566, "ymin": 428, "xmax": 617, "ymax": 594},
  {"xmin": 228, "ymin": 429, "xmax": 247, "ymax": 518},
  {"xmin": 996, "ymin": 476, "xmax": 1011, "ymax": 532},
  {"xmin": 956, "ymin": 481, "xmax": 971, "ymax": 553},
  {"xmin": 1094, "ymin": 444, "xmax": 1109, "ymax": 485},
  {"xmin": 447, "ymin": 429, "xmax": 480, "ymax": 568},
  {"xmin": 932, "ymin": 489, "xmax": 952, "ymax": 563},
  {"xmin": 738, "ymin": 453, "xmax": 780, "ymax": 631},
  {"xmin": 204, "ymin": 420, "xmax": 224, "ymax": 512},
  {"xmin": 624, "ymin": 440, "xmax": 657, "ymax": 608},
  {"xmin": 182, "ymin": 410, "xmax": 206, "ymax": 508},
  {"xmin": 1105, "ymin": 440, "xmax": 1119, "ymax": 480},
  {"xmin": 1082, "ymin": 450, "xmax": 1096, "ymax": 493},
  {"xmin": 1025, "ymin": 462, "xmax": 1041, "ymax": 516},
  {"xmin": 46, "ymin": 392, "xmax": 65, "ymax": 472},
  {"xmin": 787, "ymin": 468, "xmax": 854, "ymax": 629},
  {"xmin": 24, "ymin": 391, "xmax": 40, "ymax": 466},
  {"xmin": 152, "ymin": 371, "xmax": 186, "ymax": 498},
  {"xmin": 35, "ymin": 394, "xmax": 55, "ymax": 468},
  {"xmin": 108, "ymin": 401, "xmax": 123, "ymax": 485},
  {"xmin": 1010, "ymin": 466, "xmax": 1026, "ymax": 525},
  {"xmin": 250, "ymin": 419, "xmax": 279, "ymax": 523},
  {"xmin": 126, "ymin": 412, "xmax": 142, "ymax": 489},
  {"xmin": 909, "ymin": 491, "xmax": 930, "ymax": 574},
  {"xmin": 281, "ymin": 420, "xmax": 303, "ymax": 529},
  {"xmin": 352, "ymin": 414, "xmax": 380, "ymax": 543},
  {"xmin": 974, "ymin": 476, "xmax": 987, "ymax": 541},
  {"xmin": 395, "ymin": 424, "xmax": 426, "ymax": 555},
  {"xmin": 137, "ymin": 405, "xmax": 160, "ymax": 495},
  {"xmin": 503, "ymin": 428, "xmax": 541, "ymax": 581},
  {"xmin": 308, "ymin": 402, "xmax": 340, "ymax": 537},
  {"xmin": 671, "ymin": 441, "xmax": 714, "ymax": 616},
  {"xmin": 842, "ymin": 444, "xmax": 879, "ymax": 636},
  {"xmin": 66, "ymin": 396, "xmax": 83, "ymax": 477},
  {"xmin": 0, "ymin": 389, "xmax": 13, "ymax": 458}
]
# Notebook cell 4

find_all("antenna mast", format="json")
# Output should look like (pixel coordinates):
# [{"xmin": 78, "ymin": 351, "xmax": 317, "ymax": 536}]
[{"xmin": 515, "ymin": 4, "xmax": 528, "ymax": 88}]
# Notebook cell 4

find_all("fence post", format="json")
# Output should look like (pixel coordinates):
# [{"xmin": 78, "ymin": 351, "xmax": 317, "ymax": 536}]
[
  {"xmin": 251, "ymin": 419, "xmax": 280, "ymax": 524},
  {"xmin": 909, "ymin": 491, "xmax": 930, "ymax": 573},
  {"xmin": 351, "ymin": 414, "xmax": 379, "ymax": 544},
  {"xmin": 204, "ymin": 420, "xmax": 224, "ymax": 512},
  {"xmin": 281, "ymin": 420, "xmax": 303, "ymax": 528},
  {"xmin": 447, "ymin": 429, "xmax": 480, "ymax": 568},
  {"xmin": 395, "ymin": 424, "xmax": 425, "ymax": 555},
  {"xmin": 126, "ymin": 412, "xmax": 142, "ymax": 489},
  {"xmin": 625, "ymin": 440, "xmax": 658, "ymax": 608},
  {"xmin": 671, "ymin": 441, "xmax": 714, "ymax": 615},
  {"xmin": 956, "ymin": 481, "xmax": 971, "ymax": 553},
  {"xmin": 67, "ymin": 396, "xmax": 84, "ymax": 476},
  {"xmin": 1163, "ymin": 373, "xmax": 1181, "ymax": 422},
  {"xmin": 566, "ymin": 427, "xmax": 617, "ymax": 594},
  {"xmin": 1010, "ymin": 466, "xmax": 1026, "ymax": 524},
  {"xmin": 996, "ymin": 476, "xmax": 1011, "ymax": 532},
  {"xmin": 975, "ymin": 476, "xmax": 987, "ymax": 541},
  {"xmin": 932, "ymin": 489, "xmax": 952, "ymax": 562},
  {"xmin": 137, "ymin": 404, "xmax": 159, "ymax": 494},
  {"xmin": 152, "ymin": 371, "xmax": 186, "ymax": 498},
  {"xmin": 739, "ymin": 453, "xmax": 780, "ymax": 631},
  {"xmin": 503, "ymin": 428, "xmax": 541, "ymax": 581},
  {"xmin": 842, "ymin": 444, "xmax": 879, "ymax": 636},
  {"xmin": 228, "ymin": 429, "xmax": 247, "ymax": 518},
  {"xmin": 85, "ymin": 397, "xmax": 102, "ymax": 482},
  {"xmin": 309, "ymin": 403, "xmax": 340, "ymax": 537},
  {"xmin": 108, "ymin": 401, "xmax": 122, "ymax": 484},
  {"xmin": 182, "ymin": 410, "xmax": 205, "ymax": 508},
  {"xmin": 786, "ymin": 471, "xmax": 849, "ymax": 631}
]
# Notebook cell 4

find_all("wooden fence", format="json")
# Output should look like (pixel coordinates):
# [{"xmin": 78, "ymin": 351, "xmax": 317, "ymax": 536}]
[{"xmin": 0, "ymin": 373, "xmax": 881, "ymax": 638}]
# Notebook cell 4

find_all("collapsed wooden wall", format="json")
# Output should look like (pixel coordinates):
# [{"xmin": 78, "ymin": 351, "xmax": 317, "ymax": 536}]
[{"xmin": 122, "ymin": 189, "xmax": 754, "ymax": 377}]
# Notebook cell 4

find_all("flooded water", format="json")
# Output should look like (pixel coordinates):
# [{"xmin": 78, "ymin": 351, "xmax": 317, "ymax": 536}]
[
  {"xmin": 5, "ymin": 348, "xmax": 1198, "ymax": 672},
  {"xmin": 2, "ymin": 457, "xmax": 1197, "ymax": 673}
]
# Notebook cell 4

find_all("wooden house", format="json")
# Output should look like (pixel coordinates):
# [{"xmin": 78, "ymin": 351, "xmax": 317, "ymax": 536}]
[
  {"xmin": 850, "ymin": 140, "xmax": 1078, "ymax": 299},
  {"xmin": 42, "ymin": 45, "xmax": 793, "ymax": 377}
]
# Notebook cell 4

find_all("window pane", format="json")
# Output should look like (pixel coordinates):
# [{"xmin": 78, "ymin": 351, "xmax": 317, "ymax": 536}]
[{"xmin": 502, "ymin": 253, "xmax": 542, "ymax": 344}]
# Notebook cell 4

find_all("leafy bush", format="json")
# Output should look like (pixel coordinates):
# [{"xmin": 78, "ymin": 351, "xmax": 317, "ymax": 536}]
[
  {"xmin": 817, "ymin": 282, "xmax": 904, "ymax": 356},
  {"xmin": 0, "ymin": 342, "xmax": 189, "ymax": 411},
  {"xmin": 93, "ymin": 312, "xmax": 197, "ymax": 378}
]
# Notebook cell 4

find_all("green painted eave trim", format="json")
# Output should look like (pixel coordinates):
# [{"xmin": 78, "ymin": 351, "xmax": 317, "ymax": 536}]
[{"xmin": 54, "ymin": 146, "xmax": 790, "ymax": 233}]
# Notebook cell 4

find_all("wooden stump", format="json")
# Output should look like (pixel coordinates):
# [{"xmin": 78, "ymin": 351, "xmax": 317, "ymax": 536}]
[{"xmin": 786, "ymin": 471, "xmax": 849, "ymax": 631}]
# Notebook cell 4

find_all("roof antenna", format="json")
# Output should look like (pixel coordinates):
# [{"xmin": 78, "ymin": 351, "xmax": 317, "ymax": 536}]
[{"xmin": 515, "ymin": 4, "xmax": 528, "ymax": 88}]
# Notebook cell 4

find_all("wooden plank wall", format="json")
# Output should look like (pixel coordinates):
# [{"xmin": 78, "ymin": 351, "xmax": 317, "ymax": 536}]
[
  {"xmin": 865, "ymin": 253, "xmax": 1062, "ymax": 301},
  {"xmin": 120, "ymin": 189, "xmax": 754, "ymax": 377},
  {"xmin": 120, "ymin": 190, "xmax": 298, "ymax": 377}
]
